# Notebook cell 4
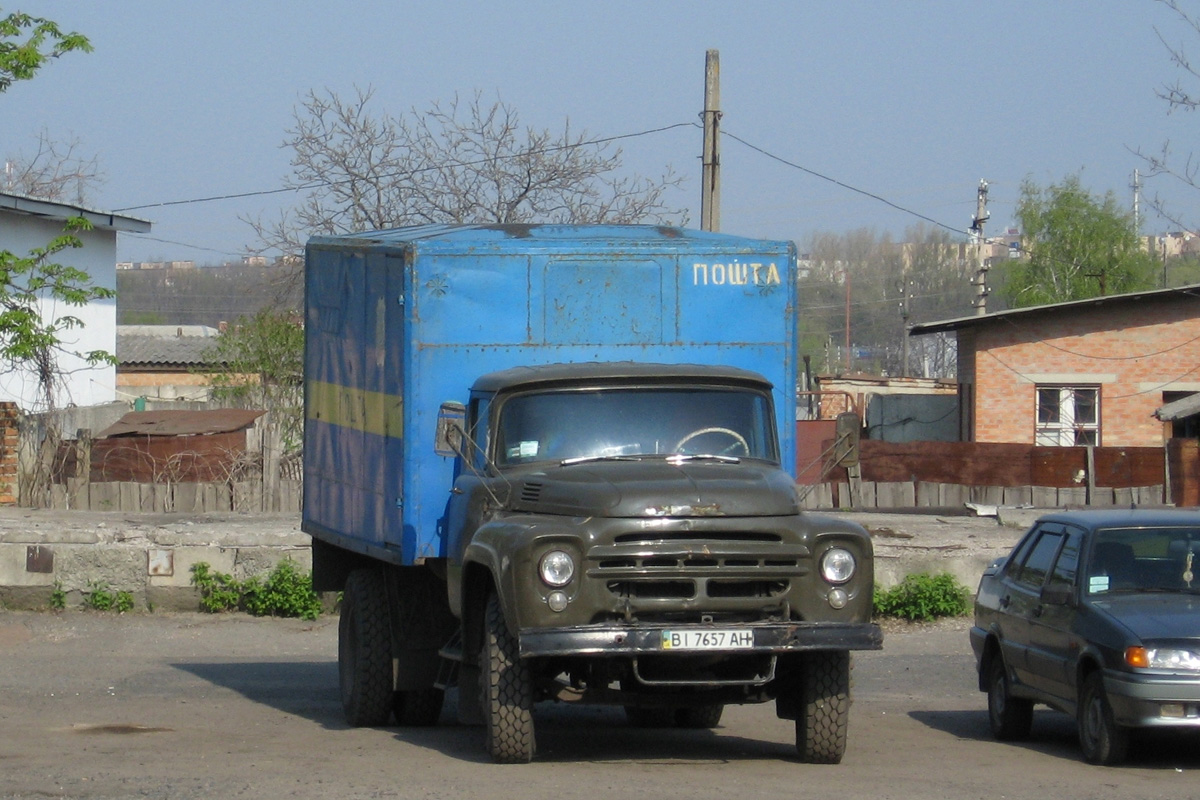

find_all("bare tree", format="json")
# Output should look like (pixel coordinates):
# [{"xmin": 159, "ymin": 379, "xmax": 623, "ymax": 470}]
[
  {"xmin": 3, "ymin": 128, "xmax": 104, "ymax": 204},
  {"xmin": 1136, "ymin": 0, "xmax": 1200, "ymax": 232},
  {"xmin": 246, "ymin": 87, "xmax": 687, "ymax": 261}
]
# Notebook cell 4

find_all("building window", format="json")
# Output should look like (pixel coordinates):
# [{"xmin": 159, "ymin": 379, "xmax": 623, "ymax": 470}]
[{"xmin": 1036, "ymin": 386, "xmax": 1099, "ymax": 446}]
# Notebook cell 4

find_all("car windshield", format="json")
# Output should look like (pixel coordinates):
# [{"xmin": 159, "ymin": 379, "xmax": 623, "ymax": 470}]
[
  {"xmin": 493, "ymin": 386, "xmax": 777, "ymax": 467},
  {"xmin": 1086, "ymin": 526, "xmax": 1200, "ymax": 595}
]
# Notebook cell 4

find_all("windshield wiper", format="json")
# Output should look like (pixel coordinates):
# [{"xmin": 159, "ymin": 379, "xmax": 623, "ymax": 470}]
[
  {"xmin": 559, "ymin": 455, "xmax": 647, "ymax": 466},
  {"xmin": 666, "ymin": 454, "xmax": 741, "ymax": 464}
]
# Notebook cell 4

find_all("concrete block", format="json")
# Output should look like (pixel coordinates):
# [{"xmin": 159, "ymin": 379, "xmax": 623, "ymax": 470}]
[{"xmin": 0, "ymin": 543, "xmax": 54, "ymax": 587}]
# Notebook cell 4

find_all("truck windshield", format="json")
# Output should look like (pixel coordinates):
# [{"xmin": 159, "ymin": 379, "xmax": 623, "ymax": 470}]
[{"xmin": 494, "ymin": 386, "xmax": 777, "ymax": 466}]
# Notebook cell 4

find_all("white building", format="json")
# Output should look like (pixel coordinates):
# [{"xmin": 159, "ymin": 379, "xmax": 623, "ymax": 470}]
[{"xmin": 0, "ymin": 191, "xmax": 151, "ymax": 411}]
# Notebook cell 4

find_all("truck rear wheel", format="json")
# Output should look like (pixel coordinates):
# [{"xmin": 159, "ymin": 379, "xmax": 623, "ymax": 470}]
[
  {"xmin": 339, "ymin": 568, "xmax": 394, "ymax": 727},
  {"xmin": 795, "ymin": 651, "xmax": 850, "ymax": 764},
  {"xmin": 483, "ymin": 592, "xmax": 535, "ymax": 763}
]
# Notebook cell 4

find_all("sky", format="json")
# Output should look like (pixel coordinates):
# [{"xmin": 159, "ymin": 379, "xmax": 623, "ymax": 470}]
[{"xmin": 4, "ymin": 0, "xmax": 1199, "ymax": 264}]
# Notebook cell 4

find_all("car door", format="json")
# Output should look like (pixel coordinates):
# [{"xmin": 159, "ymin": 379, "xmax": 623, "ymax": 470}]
[
  {"xmin": 1003, "ymin": 526, "xmax": 1065, "ymax": 690},
  {"xmin": 1025, "ymin": 524, "xmax": 1082, "ymax": 702}
]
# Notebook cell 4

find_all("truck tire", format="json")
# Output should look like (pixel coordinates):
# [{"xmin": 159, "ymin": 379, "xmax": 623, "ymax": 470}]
[
  {"xmin": 795, "ymin": 651, "xmax": 850, "ymax": 764},
  {"xmin": 676, "ymin": 704, "xmax": 724, "ymax": 729},
  {"xmin": 393, "ymin": 688, "xmax": 444, "ymax": 727},
  {"xmin": 483, "ymin": 592, "xmax": 535, "ymax": 763},
  {"xmin": 339, "ymin": 568, "xmax": 394, "ymax": 727}
]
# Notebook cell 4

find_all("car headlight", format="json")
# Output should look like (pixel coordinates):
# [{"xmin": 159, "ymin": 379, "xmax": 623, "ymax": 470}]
[
  {"xmin": 539, "ymin": 550, "xmax": 575, "ymax": 587},
  {"xmin": 820, "ymin": 547, "xmax": 856, "ymax": 584},
  {"xmin": 1126, "ymin": 646, "xmax": 1200, "ymax": 672}
]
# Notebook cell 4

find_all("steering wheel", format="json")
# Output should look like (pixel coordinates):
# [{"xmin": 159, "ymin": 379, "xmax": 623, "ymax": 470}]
[{"xmin": 673, "ymin": 427, "xmax": 750, "ymax": 456}]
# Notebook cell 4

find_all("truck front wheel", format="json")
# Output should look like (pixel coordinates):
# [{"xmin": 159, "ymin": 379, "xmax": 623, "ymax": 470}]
[
  {"xmin": 483, "ymin": 592, "xmax": 535, "ymax": 763},
  {"xmin": 795, "ymin": 650, "xmax": 851, "ymax": 764},
  {"xmin": 339, "ymin": 568, "xmax": 394, "ymax": 727}
]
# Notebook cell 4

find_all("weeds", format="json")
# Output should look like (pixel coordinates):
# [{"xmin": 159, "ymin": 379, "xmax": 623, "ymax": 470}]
[
  {"xmin": 49, "ymin": 580, "xmax": 66, "ymax": 610},
  {"xmin": 82, "ymin": 581, "xmax": 135, "ymax": 613},
  {"xmin": 874, "ymin": 572, "xmax": 970, "ymax": 622},
  {"xmin": 190, "ymin": 559, "xmax": 321, "ymax": 620}
]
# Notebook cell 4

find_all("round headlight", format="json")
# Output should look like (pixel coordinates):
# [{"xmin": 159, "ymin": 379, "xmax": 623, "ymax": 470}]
[
  {"xmin": 820, "ymin": 547, "xmax": 856, "ymax": 584},
  {"xmin": 539, "ymin": 550, "xmax": 575, "ymax": 587}
]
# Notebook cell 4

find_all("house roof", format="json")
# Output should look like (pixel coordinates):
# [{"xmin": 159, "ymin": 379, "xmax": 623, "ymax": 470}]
[
  {"xmin": 1155, "ymin": 392, "xmax": 1200, "ymax": 422},
  {"xmin": 96, "ymin": 409, "xmax": 264, "ymax": 438},
  {"xmin": 117, "ymin": 334, "xmax": 219, "ymax": 367},
  {"xmin": 0, "ymin": 190, "xmax": 151, "ymax": 233},
  {"xmin": 909, "ymin": 283, "xmax": 1200, "ymax": 336}
]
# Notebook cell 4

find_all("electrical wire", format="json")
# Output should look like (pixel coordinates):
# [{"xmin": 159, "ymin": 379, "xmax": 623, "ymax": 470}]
[{"xmin": 111, "ymin": 122, "xmax": 696, "ymax": 213}]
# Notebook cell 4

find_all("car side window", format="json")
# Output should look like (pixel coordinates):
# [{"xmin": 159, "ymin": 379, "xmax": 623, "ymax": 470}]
[
  {"xmin": 1046, "ymin": 528, "xmax": 1082, "ymax": 590},
  {"xmin": 1014, "ymin": 530, "xmax": 1064, "ymax": 589}
]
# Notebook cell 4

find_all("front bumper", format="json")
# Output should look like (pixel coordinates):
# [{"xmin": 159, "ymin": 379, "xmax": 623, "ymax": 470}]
[
  {"xmin": 519, "ymin": 620, "xmax": 882, "ymax": 658},
  {"xmin": 1105, "ymin": 671, "xmax": 1200, "ymax": 729}
]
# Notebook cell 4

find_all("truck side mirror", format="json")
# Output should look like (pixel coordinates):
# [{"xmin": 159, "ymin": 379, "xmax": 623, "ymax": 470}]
[{"xmin": 434, "ymin": 401, "xmax": 467, "ymax": 457}]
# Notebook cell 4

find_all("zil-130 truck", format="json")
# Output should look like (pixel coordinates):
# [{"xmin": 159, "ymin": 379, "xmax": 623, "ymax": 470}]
[{"xmin": 302, "ymin": 224, "xmax": 881, "ymax": 763}]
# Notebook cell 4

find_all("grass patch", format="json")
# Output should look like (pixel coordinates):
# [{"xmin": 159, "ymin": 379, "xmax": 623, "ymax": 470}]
[{"xmin": 874, "ymin": 572, "xmax": 970, "ymax": 622}]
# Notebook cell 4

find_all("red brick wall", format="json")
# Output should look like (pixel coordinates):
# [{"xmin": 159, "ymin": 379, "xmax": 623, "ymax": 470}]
[
  {"xmin": 0, "ymin": 403, "xmax": 18, "ymax": 505},
  {"xmin": 972, "ymin": 296, "xmax": 1200, "ymax": 446}
]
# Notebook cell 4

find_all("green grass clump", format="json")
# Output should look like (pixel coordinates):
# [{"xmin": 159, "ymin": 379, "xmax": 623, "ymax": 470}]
[
  {"xmin": 190, "ymin": 559, "xmax": 321, "ymax": 620},
  {"xmin": 874, "ymin": 572, "xmax": 970, "ymax": 621}
]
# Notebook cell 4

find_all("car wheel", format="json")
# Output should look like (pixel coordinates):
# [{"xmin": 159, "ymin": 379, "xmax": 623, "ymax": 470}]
[
  {"xmin": 1078, "ymin": 672, "xmax": 1129, "ymax": 765},
  {"xmin": 986, "ymin": 654, "xmax": 1033, "ymax": 741}
]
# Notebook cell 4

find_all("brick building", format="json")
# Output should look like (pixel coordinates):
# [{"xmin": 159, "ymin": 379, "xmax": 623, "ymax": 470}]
[{"xmin": 909, "ymin": 285, "xmax": 1200, "ymax": 447}]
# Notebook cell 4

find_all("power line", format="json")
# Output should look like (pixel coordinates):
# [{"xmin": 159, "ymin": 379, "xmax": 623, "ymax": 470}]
[
  {"xmin": 111, "ymin": 122, "xmax": 696, "ymax": 213},
  {"xmin": 720, "ymin": 128, "xmax": 969, "ymax": 237}
]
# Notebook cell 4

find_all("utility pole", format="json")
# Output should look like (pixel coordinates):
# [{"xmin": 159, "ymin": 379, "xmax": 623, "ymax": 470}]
[
  {"xmin": 701, "ymin": 49, "xmax": 721, "ymax": 232},
  {"xmin": 899, "ymin": 279, "xmax": 913, "ymax": 377},
  {"xmin": 970, "ymin": 179, "xmax": 990, "ymax": 316},
  {"xmin": 1131, "ymin": 168, "xmax": 1142, "ymax": 234}
]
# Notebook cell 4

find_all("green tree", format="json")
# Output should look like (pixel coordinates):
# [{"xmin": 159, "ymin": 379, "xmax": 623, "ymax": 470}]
[
  {"xmin": 0, "ymin": 10, "xmax": 91, "ymax": 91},
  {"xmin": 1001, "ymin": 175, "xmax": 1155, "ymax": 308},
  {"xmin": 204, "ymin": 310, "xmax": 304, "ymax": 451},
  {"xmin": 1, "ymin": 11, "xmax": 107, "ymax": 415}
]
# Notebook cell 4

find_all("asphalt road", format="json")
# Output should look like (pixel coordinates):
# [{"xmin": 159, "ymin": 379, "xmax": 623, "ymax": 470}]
[{"xmin": 0, "ymin": 611, "xmax": 1197, "ymax": 800}]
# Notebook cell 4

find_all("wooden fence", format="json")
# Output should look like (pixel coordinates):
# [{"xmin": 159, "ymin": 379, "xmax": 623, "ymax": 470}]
[
  {"xmin": 796, "ymin": 430, "xmax": 1187, "ymax": 510},
  {"xmin": 39, "ymin": 412, "xmax": 301, "ymax": 513}
]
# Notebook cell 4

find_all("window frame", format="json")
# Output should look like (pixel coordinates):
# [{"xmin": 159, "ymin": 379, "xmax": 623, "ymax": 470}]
[{"xmin": 1035, "ymin": 385, "xmax": 1100, "ymax": 447}]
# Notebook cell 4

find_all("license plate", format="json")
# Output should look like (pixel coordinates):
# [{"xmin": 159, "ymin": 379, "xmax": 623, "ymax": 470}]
[{"xmin": 660, "ymin": 629, "xmax": 754, "ymax": 650}]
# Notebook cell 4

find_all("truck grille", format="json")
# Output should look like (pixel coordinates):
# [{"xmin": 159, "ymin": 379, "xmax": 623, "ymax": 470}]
[{"xmin": 591, "ymin": 538, "xmax": 806, "ymax": 606}]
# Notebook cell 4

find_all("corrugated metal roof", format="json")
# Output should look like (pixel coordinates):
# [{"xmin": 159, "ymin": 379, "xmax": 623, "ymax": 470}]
[
  {"xmin": 910, "ymin": 283, "xmax": 1200, "ymax": 336},
  {"xmin": 0, "ymin": 190, "xmax": 151, "ymax": 233},
  {"xmin": 1155, "ymin": 393, "xmax": 1200, "ymax": 422},
  {"xmin": 116, "ymin": 334, "xmax": 219, "ymax": 367},
  {"xmin": 96, "ymin": 409, "xmax": 265, "ymax": 438}
]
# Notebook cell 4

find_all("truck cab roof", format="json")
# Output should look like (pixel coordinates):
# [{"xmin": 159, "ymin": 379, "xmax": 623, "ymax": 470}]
[{"xmin": 469, "ymin": 362, "xmax": 775, "ymax": 395}]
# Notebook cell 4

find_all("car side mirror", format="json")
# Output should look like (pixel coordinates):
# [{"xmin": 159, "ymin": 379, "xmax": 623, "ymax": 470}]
[
  {"xmin": 434, "ymin": 401, "xmax": 467, "ymax": 457},
  {"xmin": 1040, "ymin": 584, "xmax": 1074, "ymax": 607}
]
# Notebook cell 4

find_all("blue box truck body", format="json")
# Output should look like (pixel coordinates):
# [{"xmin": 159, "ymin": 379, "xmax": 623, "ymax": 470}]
[
  {"xmin": 302, "ymin": 224, "xmax": 879, "ymax": 764},
  {"xmin": 303, "ymin": 224, "xmax": 798, "ymax": 563}
]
